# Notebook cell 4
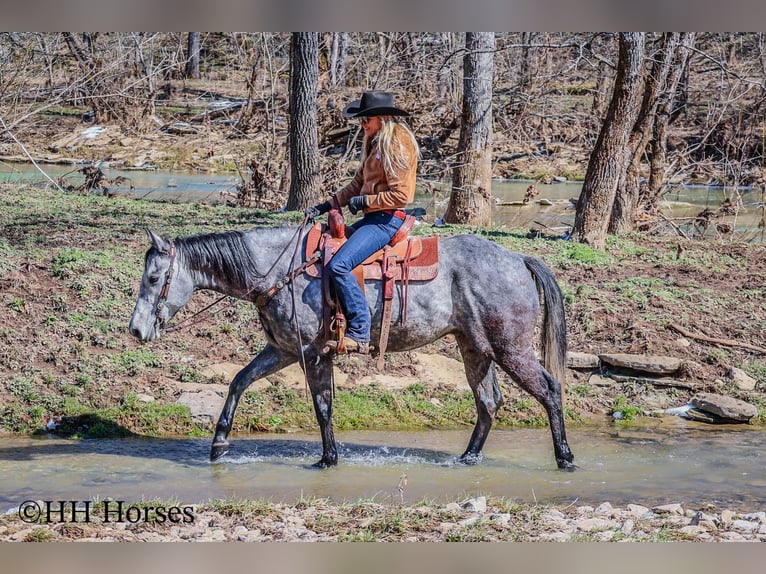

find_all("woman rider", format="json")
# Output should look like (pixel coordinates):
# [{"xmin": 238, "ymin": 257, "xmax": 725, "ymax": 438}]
[{"xmin": 306, "ymin": 90, "xmax": 420, "ymax": 354}]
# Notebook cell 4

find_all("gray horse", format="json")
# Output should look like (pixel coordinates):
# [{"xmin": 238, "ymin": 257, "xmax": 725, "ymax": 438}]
[{"xmin": 129, "ymin": 226, "xmax": 575, "ymax": 470}]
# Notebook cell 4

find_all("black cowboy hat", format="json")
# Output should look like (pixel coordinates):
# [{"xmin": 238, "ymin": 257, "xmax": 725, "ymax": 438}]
[{"xmin": 342, "ymin": 90, "xmax": 409, "ymax": 118}]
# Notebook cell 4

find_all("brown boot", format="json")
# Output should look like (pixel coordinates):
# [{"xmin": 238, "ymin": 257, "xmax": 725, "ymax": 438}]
[{"xmin": 323, "ymin": 336, "xmax": 370, "ymax": 355}]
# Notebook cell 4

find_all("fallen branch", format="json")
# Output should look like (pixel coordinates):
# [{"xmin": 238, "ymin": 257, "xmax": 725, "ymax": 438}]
[
  {"xmin": 669, "ymin": 324, "xmax": 766, "ymax": 354},
  {"xmin": 0, "ymin": 114, "xmax": 66, "ymax": 193},
  {"xmin": 657, "ymin": 212, "xmax": 690, "ymax": 239}
]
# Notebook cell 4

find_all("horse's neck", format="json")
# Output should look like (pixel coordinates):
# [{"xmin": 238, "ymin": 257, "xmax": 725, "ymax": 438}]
[{"xmin": 182, "ymin": 227, "xmax": 296, "ymax": 299}]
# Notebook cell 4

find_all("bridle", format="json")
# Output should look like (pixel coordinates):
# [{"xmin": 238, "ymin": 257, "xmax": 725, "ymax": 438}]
[
  {"xmin": 154, "ymin": 214, "xmax": 316, "ymax": 335},
  {"xmin": 154, "ymin": 243, "xmax": 176, "ymax": 327}
]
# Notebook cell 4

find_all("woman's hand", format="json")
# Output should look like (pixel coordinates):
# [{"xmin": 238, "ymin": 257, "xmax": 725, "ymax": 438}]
[
  {"xmin": 347, "ymin": 195, "xmax": 367, "ymax": 215},
  {"xmin": 305, "ymin": 201, "xmax": 331, "ymax": 219}
]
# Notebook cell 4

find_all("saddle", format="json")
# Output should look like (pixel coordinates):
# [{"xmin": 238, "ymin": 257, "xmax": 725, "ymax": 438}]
[{"xmin": 304, "ymin": 208, "xmax": 439, "ymax": 370}]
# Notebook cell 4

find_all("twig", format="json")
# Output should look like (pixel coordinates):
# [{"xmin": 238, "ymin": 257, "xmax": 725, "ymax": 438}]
[
  {"xmin": 562, "ymin": 497, "xmax": 580, "ymax": 510},
  {"xmin": 657, "ymin": 212, "xmax": 690, "ymax": 239},
  {"xmin": 0, "ymin": 114, "xmax": 66, "ymax": 193},
  {"xmin": 669, "ymin": 324, "xmax": 766, "ymax": 354}
]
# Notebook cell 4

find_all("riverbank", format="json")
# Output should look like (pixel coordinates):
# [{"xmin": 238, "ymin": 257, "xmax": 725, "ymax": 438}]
[
  {"xmin": 1, "ymin": 183, "xmax": 765, "ymax": 542},
  {"xmin": 2, "ymin": 495, "xmax": 765, "ymax": 542}
]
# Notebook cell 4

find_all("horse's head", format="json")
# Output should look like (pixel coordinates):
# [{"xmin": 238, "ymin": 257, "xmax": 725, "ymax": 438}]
[{"xmin": 129, "ymin": 228, "xmax": 194, "ymax": 342}]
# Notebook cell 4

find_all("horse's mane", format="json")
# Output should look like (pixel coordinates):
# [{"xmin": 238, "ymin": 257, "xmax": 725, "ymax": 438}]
[{"xmin": 175, "ymin": 230, "xmax": 263, "ymax": 290}]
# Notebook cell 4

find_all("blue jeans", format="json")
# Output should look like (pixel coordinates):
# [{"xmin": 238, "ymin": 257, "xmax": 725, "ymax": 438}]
[{"xmin": 326, "ymin": 211, "xmax": 403, "ymax": 343}]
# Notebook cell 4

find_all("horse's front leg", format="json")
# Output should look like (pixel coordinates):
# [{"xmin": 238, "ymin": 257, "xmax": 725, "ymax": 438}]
[
  {"xmin": 302, "ymin": 351, "xmax": 337, "ymax": 468},
  {"xmin": 210, "ymin": 343, "xmax": 295, "ymax": 461}
]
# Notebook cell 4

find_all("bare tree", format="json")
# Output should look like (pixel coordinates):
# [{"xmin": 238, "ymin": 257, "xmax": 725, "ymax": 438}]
[
  {"xmin": 445, "ymin": 32, "xmax": 495, "ymax": 225},
  {"xmin": 329, "ymin": 32, "xmax": 349, "ymax": 87},
  {"xmin": 647, "ymin": 33, "xmax": 697, "ymax": 202},
  {"xmin": 185, "ymin": 33, "xmax": 201, "ymax": 79},
  {"xmin": 610, "ymin": 34, "xmax": 673, "ymax": 233},
  {"xmin": 286, "ymin": 32, "xmax": 320, "ymax": 211},
  {"xmin": 572, "ymin": 33, "xmax": 645, "ymax": 248}
]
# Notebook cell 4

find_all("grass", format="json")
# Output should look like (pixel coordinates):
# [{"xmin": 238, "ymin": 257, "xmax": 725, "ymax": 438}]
[{"xmin": 0, "ymin": 182, "xmax": 764, "ymax": 438}]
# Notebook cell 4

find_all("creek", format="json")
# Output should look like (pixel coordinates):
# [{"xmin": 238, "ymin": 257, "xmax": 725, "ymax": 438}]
[
  {"xmin": 1, "ymin": 163, "xmax": 764, "ymax": 240},
  {"xmin": 1, "ymin": 420, "xmax": 764, "ymax": 512}
]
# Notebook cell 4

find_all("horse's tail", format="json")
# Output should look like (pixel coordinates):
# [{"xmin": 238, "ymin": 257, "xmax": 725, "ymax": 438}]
[{"xmin": 523, "ymin": 256, "xmax": 568, "ymax": 383}]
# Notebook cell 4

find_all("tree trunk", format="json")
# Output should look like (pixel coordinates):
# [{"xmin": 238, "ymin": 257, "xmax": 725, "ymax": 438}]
[
  {"xmin": 445, "ymin": 32, "xmax": 494, "ymax": 226},
  {"xmin": 572, "ymin": 33, "xmax": 645, "ymax": 249},
  {"xmin": 648, "ymin": 33, "xmax": 696, "ymax": 202},
  {"xmin": 185, "ymin": 33, "xmax": 200, "ymax": 79},
  {"xmin": 519, "ymin": 32, "xmax": 535, "ymax": 90},
  {"xmin": 328, "ymin": 32, "xmax": 349, "ymax": 87},
  {"xmin": 286, "ymin": 33, "xmax": 320, "ymax": 211},
  {"xmin": 610, "ymin": 33, "xmax": 682, "ymax": 234}
]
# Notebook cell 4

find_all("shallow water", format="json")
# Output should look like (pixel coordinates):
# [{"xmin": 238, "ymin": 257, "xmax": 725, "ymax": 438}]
[
  {"xmin": 1, "ymin": 420, "xmax": 764, "ymax": 512},
  {"xmin": 2, "ymin": 163, "xmax": 763, "ymax": 238}
]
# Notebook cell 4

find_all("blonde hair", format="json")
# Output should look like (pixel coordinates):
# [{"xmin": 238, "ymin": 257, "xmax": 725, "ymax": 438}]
[{"xmin": 364, "ymin": 117, "xmax": 420, "ymax": 177}]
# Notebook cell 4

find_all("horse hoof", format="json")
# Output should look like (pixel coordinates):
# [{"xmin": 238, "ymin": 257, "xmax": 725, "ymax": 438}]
[
  {"xmin": 459, "ymin": 452, "xmax": 483, "ymax": 465},
  {"xmin": 312, "ymin": 457, "xmax": 337, "ymax": 469},
  {"xmin": 210, "ymin": 441, "xmax": 230, "ymax": 462},
  {"xmin": 557, "ymin": 459, "xmax": 577, "ymax": 472}
]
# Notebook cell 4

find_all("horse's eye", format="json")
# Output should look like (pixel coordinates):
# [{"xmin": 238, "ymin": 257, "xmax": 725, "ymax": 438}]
[{"xmin": 149, "ymin": 275, "xmax": 160, "ymax": 285}]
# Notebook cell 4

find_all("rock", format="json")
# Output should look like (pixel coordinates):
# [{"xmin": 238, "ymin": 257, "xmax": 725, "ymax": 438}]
[
  {"xmin": 136, "ymin": 393, "xmax": 155, "ymax": 404},
  {"xmin": 722, "ymin": 531, "xmax": 747, "ymax": 541},
  {"xmin": 599, "ymin": 353, "xmax": 683, "ymax": 375},
  {"xmin": 175, "ymin": 390, "xmax": 225, "ymax": 424},
  {"xmin": 621, "ymin": 519, "xmax": 634, "ymax": 535},
  {"xmin": 576, "ymin": 518, "xmax": 617, "ymax": 532},
  {"xmin": 461, "ymin": 496, "xmax": 487, "ymax": 514},
  {"xmin": 732, "ymin": 520, "xmax": 759, "ymax": 533},
  {"xmin": 720, "ymin": 509, "xmax": 735, "ymax": 526},
  {"xmin": 652, "ymin": 503, "xmax": 684, "ymax": 515},
  {"xmin": 743, "ymin": 512, "xmax": 766, "ymax": 523},
  {"xmin": 588, "ymin": 374, "xmax": 615, "ymax": 387},
  {"xmin": 680, "ymin": 525, "xmax": 705, "ymax": 538},
  {"xmin": 458, "ymin": 515, "xmax": 481, "ymax": 527},
  {"xmin": 728, "ymin": 367, "xmax": 757, "ymax": 391},
  {"xmin": 690, "ymin": 393, "xmax": 758, "ymax": 422},
  {"xmin": 626, "ymin": 504, "xmax": 651, "ymax": 518},
  {"xmin": 444, "ymin": 502, "xmax": 461, "ymax": 513},
  {"xmin": 594, "ymin": 502, "xmax": 614, "ymax": 516},
  {"xmin": 684, "ymin": 408, "xmax": 728, "ymax": 424},
  {"xmin": 490, "ymin": 513, "xmax": 511, "ymax": 526},
  {"xmin": 538, "ymin": 531, "xmax": 571, "ymax": 542},
  {"xmin": 609, "ymin": 374, "xmax": 694, "ymax": 390},
  {"xmin": 567, "ymin": 352, "xmax": 600, "ymax": 369}
]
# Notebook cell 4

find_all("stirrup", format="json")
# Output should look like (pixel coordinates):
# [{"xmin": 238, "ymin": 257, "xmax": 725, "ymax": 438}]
[{"xmin": 322, "ymin": 337, "xmax": 370, "ymax": 356}]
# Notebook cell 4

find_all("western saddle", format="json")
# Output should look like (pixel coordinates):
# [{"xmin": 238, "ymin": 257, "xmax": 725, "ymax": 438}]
[{"xmin": 304, "ymin": 206, "xmax": 439, "ymax": 370}]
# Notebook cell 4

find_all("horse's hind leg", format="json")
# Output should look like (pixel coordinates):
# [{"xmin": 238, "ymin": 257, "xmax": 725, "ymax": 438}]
[
  {"xmin": 302, "ymin": 352, "xmax": 338, "ymax": 468},
  {"xmin": 498, "ymin": 348, "xmax": 575, "ymax": 470},
  {"xmin": 457, "ymin": 337, "xmax": 504, "ymax": 464},
  {"xmin": 211, "ymin": 344, "xmax": 295, "ymax": 461}
]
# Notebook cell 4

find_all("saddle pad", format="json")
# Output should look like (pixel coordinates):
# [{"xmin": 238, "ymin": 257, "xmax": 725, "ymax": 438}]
[{"xmin": 304, "ymin": 230, "xmax": 439, "ymax": 282}]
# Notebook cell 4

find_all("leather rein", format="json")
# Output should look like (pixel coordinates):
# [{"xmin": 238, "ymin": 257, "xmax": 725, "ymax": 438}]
[{"xmin": 157, "ymin": 215, "xmax": 314, "ymax": 334}]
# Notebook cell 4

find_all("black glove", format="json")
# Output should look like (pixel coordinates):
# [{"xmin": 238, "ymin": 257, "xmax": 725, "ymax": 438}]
[
  {"xmin": 305, "ymin": 201, "xmax": 331, "ymax": 219},
  {"xmin": 347, "ymin": 195, "xmax": 367, "ymax": 215}
]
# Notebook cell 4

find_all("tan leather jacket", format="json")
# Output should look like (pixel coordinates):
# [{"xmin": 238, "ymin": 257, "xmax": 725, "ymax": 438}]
[{"xmin": 333, "ymin": 124, "xmax": 417, "ymax": 212}]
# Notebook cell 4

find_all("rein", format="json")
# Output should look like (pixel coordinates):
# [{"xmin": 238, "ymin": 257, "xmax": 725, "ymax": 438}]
[{"xmin": 161, "ymin": 216, "xmax": 314, "ymax": 334}]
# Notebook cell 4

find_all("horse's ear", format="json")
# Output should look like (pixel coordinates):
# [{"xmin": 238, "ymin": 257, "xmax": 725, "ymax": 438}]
[{"xmin": 145, "ymin": 228, "xmax": 171, "ymax": 255}]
